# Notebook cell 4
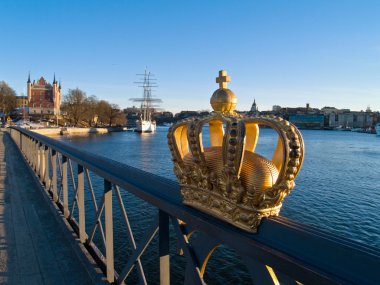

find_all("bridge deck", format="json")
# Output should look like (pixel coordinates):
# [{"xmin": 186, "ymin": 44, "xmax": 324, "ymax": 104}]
[{"xmin": 0, "ymin": 130, "xmax": 104, "ymax": 285}]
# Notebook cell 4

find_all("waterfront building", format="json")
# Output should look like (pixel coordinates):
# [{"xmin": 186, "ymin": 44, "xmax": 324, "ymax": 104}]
[
  {"xmin": 15, "ymin": 95, "xmax": 28, "ymax": 114},
  {"xmin": 16, "ymin": 95, "xmax": 28, "ymax": 109},
  {"xmin": 27, "ymin": 74, "xmax": 62, "ymax": 116},
  {"xmin": 289, "ymin": 114, "xmax": 325, "ymax": 129},
  {"xmin": 327, "ymin": 110, "xmax": 374, "ymax": 129},
  {"xmin": 152, "ymin": 111, "xmax": 174, "ymax": 125},
  {"xmin": 321, "ymin": 106, "xmax": 339, "ymax": 115}
]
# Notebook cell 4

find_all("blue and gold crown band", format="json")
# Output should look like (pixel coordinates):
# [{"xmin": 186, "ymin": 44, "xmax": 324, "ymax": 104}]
[{"xmin": 167, "ymin": 70, "xmax": 305, "ymax": 232}]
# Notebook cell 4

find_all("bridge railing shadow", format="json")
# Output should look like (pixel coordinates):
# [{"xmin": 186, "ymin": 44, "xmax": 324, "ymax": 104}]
[{"xmin": 8, "ymin": 127, "xmax": 380, "ymax": 285}]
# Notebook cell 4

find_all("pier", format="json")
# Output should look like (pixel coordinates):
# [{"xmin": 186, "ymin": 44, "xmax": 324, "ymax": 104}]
[{"xmin": 1, "ymin": 127, "xmax": 379, "ymax": 284}]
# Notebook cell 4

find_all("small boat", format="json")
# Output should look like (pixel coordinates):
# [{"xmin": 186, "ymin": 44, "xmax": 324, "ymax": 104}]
[
  {"xmin": 351, "ymin": 128, "xmax": 365, "ymax": 133},
  {"xmin": 130, "ymin": 69, "xmax": 162, "ymax": 133},
  {"xmin": 375, "ymin": 123, "xmax": 380, "ymax": 135}
]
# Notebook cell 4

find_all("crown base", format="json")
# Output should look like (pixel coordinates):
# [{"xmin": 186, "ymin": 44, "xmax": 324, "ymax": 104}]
[{"xmin": 181, "ymin": 186, "xmax": 282, "ymax": 233}]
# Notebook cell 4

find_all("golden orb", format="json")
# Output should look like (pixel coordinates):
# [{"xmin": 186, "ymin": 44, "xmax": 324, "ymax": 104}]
[{"xmin": 211, "ymin": 70, "xmax": 237, "ymax": 113}]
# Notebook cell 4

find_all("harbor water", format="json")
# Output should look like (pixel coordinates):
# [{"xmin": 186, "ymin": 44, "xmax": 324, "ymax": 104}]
[{"xmin": 55, "ymin": 127, "xmax": 380, "ymax": 284}]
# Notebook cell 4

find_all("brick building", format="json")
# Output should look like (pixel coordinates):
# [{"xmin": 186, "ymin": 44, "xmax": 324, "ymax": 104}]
[{"xmin": 27, "ymin": 74, "xmax": 61, "ymax": 116}]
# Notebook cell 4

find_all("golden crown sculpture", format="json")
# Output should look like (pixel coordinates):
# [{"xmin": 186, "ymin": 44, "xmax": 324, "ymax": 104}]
[{"xmin": 167, "ymin": 70, "xmax": 304, "ymax": 232}]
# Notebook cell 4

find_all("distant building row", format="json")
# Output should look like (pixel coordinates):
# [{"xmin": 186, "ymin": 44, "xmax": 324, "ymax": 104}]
[
  {"xmin": 123, "ymin": 100, "xmax": 379, "ymax": 130},
  {"xmin": 258, "ymin": 102, "xmax": 379, "ymax": 130}
]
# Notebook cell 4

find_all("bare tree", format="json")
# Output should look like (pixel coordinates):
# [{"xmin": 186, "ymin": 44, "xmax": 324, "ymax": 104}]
[
  {"xmin": 95, "ymin": 100, "xmax": 111, "ymax": 126},
  {"xmin": 84, "ymin": 95, "xmax": 99, "ymax": 126},
  {"xmin": 108, "ymin": 104, "xmax": 126, "ymax": 126},
  {"xmin": 0, "ymin": 81, "xmax": 17, "ymax": 115},
  {"xmin": 61, "ymin": 88, "xmax": 87, "ymax": 126}
]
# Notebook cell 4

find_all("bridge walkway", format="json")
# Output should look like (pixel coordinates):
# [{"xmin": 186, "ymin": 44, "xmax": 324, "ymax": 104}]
[{"xmin": 0, "ymin": 130, "xmax": 104, "ymax": 285}]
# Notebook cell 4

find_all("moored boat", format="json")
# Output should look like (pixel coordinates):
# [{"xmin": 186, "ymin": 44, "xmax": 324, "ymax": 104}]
[
  {"xmin": 375, "ymin": 123, "xmax": 380, "ymax": 135},
  {"xmin": 130, "ymin": 69, "xmax": 162, "ymax": 133}
]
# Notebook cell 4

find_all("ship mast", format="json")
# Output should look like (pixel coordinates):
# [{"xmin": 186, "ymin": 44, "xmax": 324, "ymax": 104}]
[{"xmin": 130, "ymin": 68, "xmax": 162, "ymax": 121}]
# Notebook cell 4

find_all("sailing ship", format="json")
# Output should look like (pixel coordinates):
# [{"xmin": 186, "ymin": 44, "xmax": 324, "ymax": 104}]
[{"xmin": 130, "ymin": 69, "xmax": 162, "ymax": 133}]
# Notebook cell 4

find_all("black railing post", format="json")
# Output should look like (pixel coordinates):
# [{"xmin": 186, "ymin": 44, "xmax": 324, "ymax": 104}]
[{"xmin": 159, "ymin": 210, "xmax": 170, "ymax": 285}]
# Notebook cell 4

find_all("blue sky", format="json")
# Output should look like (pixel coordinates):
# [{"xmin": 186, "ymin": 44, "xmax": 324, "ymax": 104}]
[{"xmin": 1, "ymin": 0, "xmax": 380, "ymax": 113}]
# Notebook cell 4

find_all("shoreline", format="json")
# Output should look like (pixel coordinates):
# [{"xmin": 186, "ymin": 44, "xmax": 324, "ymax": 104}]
[{"xmin": 31, "ymin": 127, "xmax": 126, "ymax": 136}]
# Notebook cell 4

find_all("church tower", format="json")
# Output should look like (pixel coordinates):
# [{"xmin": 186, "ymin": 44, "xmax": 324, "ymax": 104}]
[
  {"xmin": 52, "ymin": 74, "xmax": 62, "ymax": 115},
  {"xmin": 27, "ymin": 72, "xmax": 32, "ymax": 102},
  {"xmin": 250, "ymin": 99, "xmax": 259, "ymax": 116}
]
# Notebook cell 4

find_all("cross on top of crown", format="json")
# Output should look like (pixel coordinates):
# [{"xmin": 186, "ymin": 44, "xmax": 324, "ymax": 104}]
[{"xmin": 216, "ymin": 70, "xmax": 231, "ymax": 89}]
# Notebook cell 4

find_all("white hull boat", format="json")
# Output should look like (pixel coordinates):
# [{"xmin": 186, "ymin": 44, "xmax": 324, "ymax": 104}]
[{"xmin": 135, "ymin": 120, "xmax": 156, "ymax": 133}]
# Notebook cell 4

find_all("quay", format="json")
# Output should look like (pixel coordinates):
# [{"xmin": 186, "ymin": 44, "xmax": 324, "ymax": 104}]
[
  {"xmin": 1, "ymin": 126, "xmax": 380, "ymax": 284},
  {"xmin": 0, "ymin": 130, "xmax": 104, "ymax": 284}
]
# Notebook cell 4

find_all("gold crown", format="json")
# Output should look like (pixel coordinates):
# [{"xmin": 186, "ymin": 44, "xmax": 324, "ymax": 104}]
[{"xmin": 167, "ymin": 70, "xmax": 304, "ymax": 232}]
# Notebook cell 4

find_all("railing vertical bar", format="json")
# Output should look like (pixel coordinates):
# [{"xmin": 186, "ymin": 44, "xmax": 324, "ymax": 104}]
[
  {"xmin": 44, "ymin": 145, "xmax": 50, "ymax": 188},
  {"xmin": 77, "ymin": 164, "xmax": 85, "ymax": 243},
  {"xmin": 69, "ymin": 159, "xmax": 79, "ymax": 218},
  {"xmin": 68, "ymin": 159, "xmax": 77, "ymax": 190},
  {"xmin": 19, "ymin": 132, "xmax": 22, "ymax": 151},
  {"xmin": 40, "ymin": 143, "xmax": 45, "ymax": 180},
  {"xmin": 35, "ymin": 140, "xmax": 39, "ymax": 173},
  {"xmin": 62, "ymin": 155, "xmax": 69, "ymax": 218},
  {"xmin": 57, "ymin": 154, "xmax": 63, "ymax": 199},
  {"xmin": 159, "ymin": 210, "xmax": 170, "ymax": 285},
  {"xmin": 52, "ymin": 149, "xmax": 58, "ymax": 202},
  {"xmin": 104, "ymin": 180, "xmax": 114, "ymax": 283}
]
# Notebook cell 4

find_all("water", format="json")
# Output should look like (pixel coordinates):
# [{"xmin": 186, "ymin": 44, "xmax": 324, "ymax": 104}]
[{"xmin": 55, "ymin": 127, "xmax": 380, "ymax": 283}]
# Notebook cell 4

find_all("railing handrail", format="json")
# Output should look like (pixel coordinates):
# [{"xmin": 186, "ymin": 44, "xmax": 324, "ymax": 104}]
[{"xmin": 9, "ymin": 127, "xmax": 380, "ymax": 285}]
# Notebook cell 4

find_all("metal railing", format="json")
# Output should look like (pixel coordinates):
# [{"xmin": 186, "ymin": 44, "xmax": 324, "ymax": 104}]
[{"xmin": 8, "ymin": 127, "xmax": 380, "ymax": 285}]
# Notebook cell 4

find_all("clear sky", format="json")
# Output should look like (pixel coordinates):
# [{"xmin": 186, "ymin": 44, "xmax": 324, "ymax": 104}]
[{"xmin": 1, "ymin": 0, "xmax": 380, "ymax": 114}]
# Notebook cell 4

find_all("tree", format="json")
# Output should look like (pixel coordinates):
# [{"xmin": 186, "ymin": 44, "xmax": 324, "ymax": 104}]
[
  {"xmin": 61, "ymin": 88, "xmax": 87, "ymax": 126},
  {"xmin": 0, "ymin": 81, "xmax": 17, "ymax": 115},
  {"xmin": 83, "ymin": 95, "xmax": 99, "ymax": 126},
  {"xmin": 108, "ymin": 104, "xmax": 126, "ymax": 126},
  {"xmin": 95, "ymin": 100, "xmax": 111, "ymax": 126}
]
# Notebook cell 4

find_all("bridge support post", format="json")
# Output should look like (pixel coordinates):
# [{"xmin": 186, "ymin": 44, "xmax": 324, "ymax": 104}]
[
  {"xmin": 159, "ymin": 210, "xmax": 170, "ymax": 285},
  {"xmin": 104, "ymin": 179, "xmax": 114, "ymax": 283}
]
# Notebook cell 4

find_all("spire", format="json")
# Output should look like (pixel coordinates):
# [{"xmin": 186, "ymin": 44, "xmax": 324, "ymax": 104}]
[
  {"xmin": 251, "ymin": 99, "xmax": 258, "ymax": 114},
  {"xmin": 59, "ymin": 80, "xmax": 62, "ymax": 89},
  {"xmin": 53, "ymin": 73, "xmax": 57, "ymax": 84},
  {"xmin": 27, "ymin": 72, "xmax": 31, "ymax": 83}
]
